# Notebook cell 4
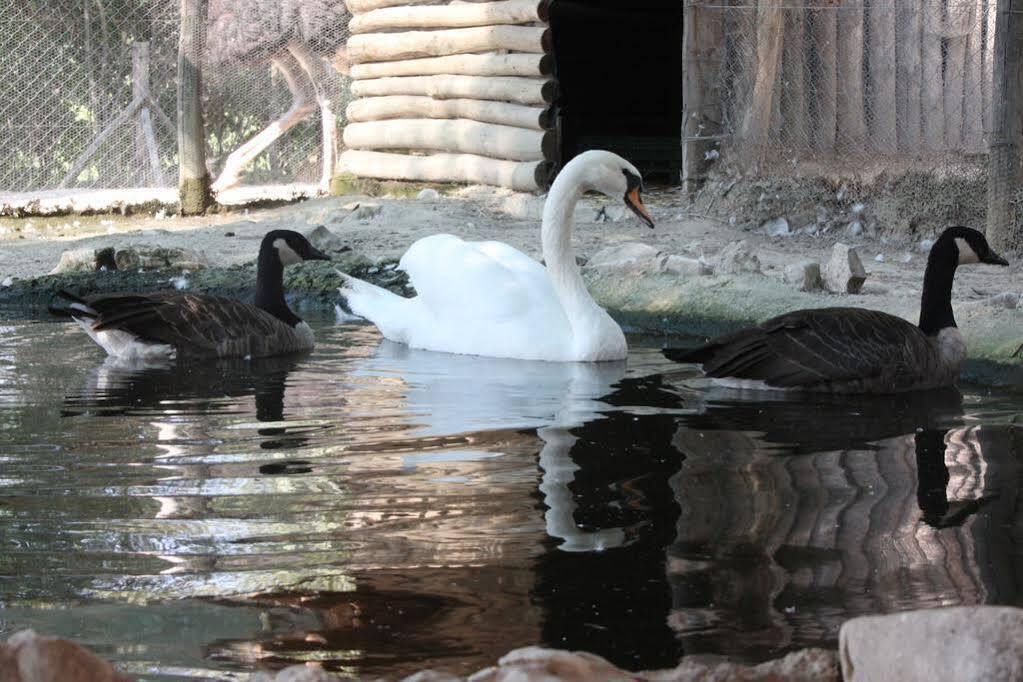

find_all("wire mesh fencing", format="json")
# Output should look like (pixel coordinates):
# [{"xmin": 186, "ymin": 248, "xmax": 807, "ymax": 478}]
[
  {"xmin": 690, "ymin": 0, "xmax": 996, "ymax": 177},
  {"xmin": 0, "ymin": 0, "xmax": 352, "ymax": 195}
]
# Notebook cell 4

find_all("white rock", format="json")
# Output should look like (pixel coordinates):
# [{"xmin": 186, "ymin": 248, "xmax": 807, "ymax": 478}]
[
  {"xmin": 874, "ymin": 253, "xmax": 885, "ymax": 262},
  {"xmin": 901, "ymin": 253, "xmax": 913, "ymax": 263},
  {"xmin": 840, "ymin": 606, "xmax": 1023, "ymax": 682},
  {"xmin": 918, "ymin": 238, "xmax": 936, "ymax": 253},
  {"xmin": 251, "ymin": 665, "xmax": 338, "ymax": 682},
  {"xmin": 344, "ymin": 204, "xmax": 382, "ymax": 223},
  {"xmin": 851, "ymin": 202, "xmax": 866, "ymax": 214},
  {"xmin": 762, "ymin": 217, "xmax": 791, "ymax": 237},
  {"xmin": 784, "ymin": 260, "xmax": 823, "ymax": 291},
  {"xmin": 587, "ymin": 242, "xmax": 661, "ymax": 271},
  {"xmin": 1, "ymin": 276, "xmax": 12, "ymax": 287},
  {"xmin": 704, "ymin": 148, "xmax": 720, "ymax": 160},
  {"xmin": 595, "ymin": 205, "xmax": 629, "ymax": 223},
  {"xmin": 717, "ymin": 240, "xmax": 762, "ymax": 275},
  {"xmin": 848, "ymin": 221, "xmax": 863, "ymax": 236},
  {"xmin": 823, "ymin": 243, "xmax": 867, "ymax": 294},
  {"xmin": 986, "ymin": 292, "xmax": 1020, "ymax": 309},
  {"xmin": 660, "ymin": 254, "xmax": 713, "ymax": 277},
  {"xmin": 499, "ymin": 193, "xmax": 544, "ymax": 221},
  {"xmin": 417, "ymin": 188, "xmax": 440, "ymax": 201}
]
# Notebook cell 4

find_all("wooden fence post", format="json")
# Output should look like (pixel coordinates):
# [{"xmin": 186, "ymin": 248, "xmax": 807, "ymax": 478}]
[
  {"xmin": 133, "ymin": 42, "xmax": 165, "ymax": 187},
  {"xmin": 177, "ymin": 0, "xmax": 214, "ymax": 215},
  {"xmin": 987, "ymin": 0, "xmax": 1023, "ymax": 251},
  {"xmin": 682, "ymin": 0, "xmax": 723, "ymax": 193}
]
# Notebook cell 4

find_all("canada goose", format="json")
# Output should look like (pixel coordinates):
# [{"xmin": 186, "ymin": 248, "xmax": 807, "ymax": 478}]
[
  {"xmin": 337, "ymin": 150, "xmax": 655, "ymax": 361},
  {"xmin": 664, "ymin": 226, "xmax": 1008, "ymax": 393},
  {"xmin": 50, "ymin": 230, "xmax": 329, "ymax": 362}
]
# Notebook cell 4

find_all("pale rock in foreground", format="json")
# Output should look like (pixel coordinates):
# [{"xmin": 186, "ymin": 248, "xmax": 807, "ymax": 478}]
[
  {"xmin": 0, "ymin": 630, "xmax": 132, "ymax": 682},
  {"xmin": 586, "ymin": 243, "xmax": 712, "ymax": 277},
  {"xmin": 50, "ymin": 245, "xmax": 207, "ymax": 274},
  {"xmin": 840, "ymin": 606, "xmax": 1023, "ymax": 681},
  {"xmin": 251, "ymin": 665, "xmax": 338, "ymax": 681},
  {"xmin": 305, "ymin": 225, "xmax": 347, "ymax": 253},
  {"xmin": 417, "ymin": 188, "xmax": 441, "ymax": 201},
  {"xmin": 784, "ymin": 260, "xmax": 823, "ymax": 292},
  {"xmin": 822, "ymin": 243, "xmax": 867, "ymax": 294},
  {"xmin": 344, "ymin": 204, "xmax": 383, "ymax": 223},
  {"xmin": 716, "ymin": 240, "xmax": 762, "ymax": 275},
  {"xmin": 761, "ymin": 216, "xmax": 790, "ymax": 237}
]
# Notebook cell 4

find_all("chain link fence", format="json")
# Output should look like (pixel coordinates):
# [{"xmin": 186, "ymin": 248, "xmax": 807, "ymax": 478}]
[
  {"xmin": 690, "ymin": 0, "xmax": 995, "ymax": 177},
  {"xmin": 0, "ymin": 0, "xmax": 351, "ymax": 195}
]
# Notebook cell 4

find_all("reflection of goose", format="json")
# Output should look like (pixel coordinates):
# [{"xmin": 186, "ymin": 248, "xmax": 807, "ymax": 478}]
[
  {"xmin": 64, "ymin": 353, "xmax": 316, "ymax": 453},
  {"xmin": 50, "ymin": 230, "xmax": 329, "ymax": 362},
  {"xmin": 666, "ymin": 227, "xmax": 1008, "ymax": 392},
  {"xmin": 338, "ymin": 151, "xmax": 655, "ymax": 361}
]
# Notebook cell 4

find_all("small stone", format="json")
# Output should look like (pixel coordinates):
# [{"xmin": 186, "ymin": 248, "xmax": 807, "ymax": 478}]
[
  {"xmin": 1, "ymin": 630, "xmax": 133, "ymax": 682},
  {"xmin": 823, "ymin": 243, "xmax": 867, "ymax": 294},
  {"xmin": 762, "ymin": 217, "xmax": 791, "ymax": 237},
  {"xmin": 113, "ymin": 246, "xmax": 208, "ymax": 272},
  {"xmin": 901, "ymin": 252, "xmax": 913, "ymax": 263},
  {"xmin": 848, "ymin": 221, "xmax": 863, "ymax": 236},
  {"xmin": 875, "ymin": 253, "xmax": 885, "ymax": 262},
  {"xmin": 1, "ymin": 276, "xmax": 12, "ymax": 287},
  {"xmin": 587, "ymin": 242, "xmax": 661, "ymax": 271},
  {"xmin": 716, "ymin": 240, "xmax": 762, "ymax": 275},
  {"xmin": 986, "ymin": 292, "xmax": 1020, "ymax": 309},
  {"xmin": 851, "ymin": 202, "xmax": 866, "ymax": 214},
  {"xmin": 224, "ymin": 231, "xmax": 235, "ymax": 237},
  {"xmin": 918, "ymin": 238, "xmax": 936, "ymax": 253},
  {"xmin": 305, "ymin": 225, "xmax": 345, "ymax": 252},
  {"xmin": 416, "ymin": 188, "xmax": 440, "ymax": 201},
  {"xmin": 784, "ymin": 260, "xmax": 823, "ymax": 291},
  {"xmin": 595, "ymin": 205, "xmax": 629, "ymax": 223},
  {"xmin": 251, "ymin": 665, "xmax": 338, "ymax": 681},
  {"xmin": 344, "ymin": 204, "xmax": 382, "ymax": 223},
  {"xmin": 660, "ymin": 254, "xmax": 713, "ymax": 277},
  {"xmin": 841, "ymin": 606, "xmax": 1023, "ymax": 682}
]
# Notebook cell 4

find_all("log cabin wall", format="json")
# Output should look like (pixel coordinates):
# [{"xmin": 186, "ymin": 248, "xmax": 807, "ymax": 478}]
[
  {"xmin": 683, "ymin": 0, "xmax": 997, "ymax": 186},
  {"xmin": 341, "ymin": 0, "xmax": 557, "ymax": 191}
]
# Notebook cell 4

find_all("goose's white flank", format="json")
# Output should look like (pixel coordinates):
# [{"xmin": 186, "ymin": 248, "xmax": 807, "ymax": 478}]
[{"xmin": 337, "ymin": 150, "xmax": 655, "ymax": 362}]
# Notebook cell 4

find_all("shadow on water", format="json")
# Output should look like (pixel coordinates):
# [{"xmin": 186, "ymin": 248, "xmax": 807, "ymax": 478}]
[{"xmin": 3, "ymin": 319, "xmax": 1023, "ymax": 676}]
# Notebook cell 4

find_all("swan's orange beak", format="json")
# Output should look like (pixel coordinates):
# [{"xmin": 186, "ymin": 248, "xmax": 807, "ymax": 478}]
[{"xmin": 625, "ymin": 187, "xmax": 655, "ymax": 229}]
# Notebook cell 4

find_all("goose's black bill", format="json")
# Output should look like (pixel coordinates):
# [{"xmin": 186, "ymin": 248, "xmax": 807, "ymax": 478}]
[
  {"xmin": 985, "ymin": 251, "xmax": 1009, "ymax": 266},
  {"xmin": 304, "ymin": 245, "xmax": 330, "ymax": 261}
]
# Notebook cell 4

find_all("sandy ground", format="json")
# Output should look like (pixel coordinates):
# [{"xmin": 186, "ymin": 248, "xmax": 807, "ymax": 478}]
[{"xmin": 1, "ymin": 183, "xmax": 1018, "ymax": 297}]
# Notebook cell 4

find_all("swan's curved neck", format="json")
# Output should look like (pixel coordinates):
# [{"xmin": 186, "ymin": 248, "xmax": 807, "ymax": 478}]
[{"xmin": 542, "ymin": 164, "xmax": 600, "ymax": 328}]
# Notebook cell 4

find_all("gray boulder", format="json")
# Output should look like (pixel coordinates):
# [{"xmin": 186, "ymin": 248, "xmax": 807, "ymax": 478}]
[
  {"xmin": 840, "ymin": 606, "xmax": 1023, "ymax": 681},
  {"xmin": 822, "ymin": 243, "xmax": 867, "ymax": 293},
  {"xmin": 784, "ymin": 260, "xmax": 824, "ymax": 292},
  {"xmin": 716, "ymin": 240, "xmax": 762, "ymax": 275}
]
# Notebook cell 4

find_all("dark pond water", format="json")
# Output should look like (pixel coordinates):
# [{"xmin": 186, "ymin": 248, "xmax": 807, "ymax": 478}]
[{"xmin": 1, "ymin": 314, "xmax": 1023, "ymax": 679}]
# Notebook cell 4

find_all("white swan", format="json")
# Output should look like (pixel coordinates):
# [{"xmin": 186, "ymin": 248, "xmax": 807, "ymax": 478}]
[{"xmin": 337, "ymin": 150, "xmax": 655, "ymax": 362}]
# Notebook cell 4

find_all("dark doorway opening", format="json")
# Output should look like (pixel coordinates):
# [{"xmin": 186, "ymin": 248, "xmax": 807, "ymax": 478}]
[{"xmin": 548, "ymin": 0, "xmax": 683, "ymax": 184}]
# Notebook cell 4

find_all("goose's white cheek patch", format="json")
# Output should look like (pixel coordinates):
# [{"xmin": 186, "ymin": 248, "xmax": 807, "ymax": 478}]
[
  {"xmin": 274, "ymin": 238, "xmax": 302, "ymax": 266},
  {"xmin": 954, "ymin": 237, "xmax": 980, "ymax": 265}
]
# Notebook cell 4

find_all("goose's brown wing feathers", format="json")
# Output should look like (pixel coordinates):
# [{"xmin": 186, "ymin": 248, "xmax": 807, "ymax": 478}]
[
  {"xmin": 79, "ymin": 292, "xmax": 306, "ymax": 358},
  {"xmin": 668, "ymin": 308, "xmax": 937, "ymax": 389}
]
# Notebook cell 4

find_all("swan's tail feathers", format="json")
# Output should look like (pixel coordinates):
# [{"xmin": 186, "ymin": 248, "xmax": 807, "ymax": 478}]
[
  {"xmin": 49, "ymin": 290, "xmax": 98, "ymax": 321},
  {"xmin": 336, "ymin": 270, "xmax": 415, "ymax": 343}
]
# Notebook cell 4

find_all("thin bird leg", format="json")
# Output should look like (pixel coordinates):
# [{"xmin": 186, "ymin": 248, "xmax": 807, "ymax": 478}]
[
  {"xmin": 211, "ymin": 52, "xmax": 317, "ymax": 193},
  {"xmin": 288, "ymin": 41, "xmax": 337, "ymax": 194}
]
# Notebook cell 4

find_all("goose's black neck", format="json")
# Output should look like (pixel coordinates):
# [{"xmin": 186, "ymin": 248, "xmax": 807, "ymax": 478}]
[
  {"xmin": 918, "ymin": 236, "xmax": 958, "ymax": 335},
  {"xmin": 255, "ymin": 244, "xmax": 301, "ymax": 327}
]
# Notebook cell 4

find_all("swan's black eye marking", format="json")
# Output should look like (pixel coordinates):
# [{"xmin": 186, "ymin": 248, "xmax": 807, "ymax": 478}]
[{"xmin": 623, "ymin": 169, "xmax": 644, "ymax": 193}]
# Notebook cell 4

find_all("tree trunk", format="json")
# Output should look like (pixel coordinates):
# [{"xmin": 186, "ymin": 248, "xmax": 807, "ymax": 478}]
[
  {"xmin": 983, "ymin": 0, "xmax": 998, "ymax": 141},
  {"xmin": 896, "ymin": 0, "xmax": 922, "ymax": 151},
  {"xmin": 343, "ymin": 119, "xmax": 548, "ymax": 161},
  {"xmin": 351, "ymin": 53, "xmax": 552, "ymax": 80},
  {"xmin": 944, "ymin": 5, "xmax": 971, "ymax": 150},
  {"xmin": 177, "ymin": 0, "xmax": 213, "ymax": 214},
  {"xmin": 340, "ymin": 150, "xmax": 544, "ymax": 191},
  {"xmin": 781, "ymin": 8, "xmax": 806, "ymax": 153},
  {"xmin": 964, "ymin": 2, "xmax": 985, "ymax": 150},
  {"xmin": 922, "ymin": 0, "xmax": 944, "ymax": 150},
  {"xmin": 352, "ymin": 74, "xmax": 555, "ymax": 105},
  {"xmin": 740, "ymin": 0, "xmax": 785, "ymax": 155},
  {"xmin": 350, "ymin": 0, "xmax": 546, "ymax": 33},
  {"xmin": 867, "ymin": 0, "xmax": 896, "ymax": 150},
  {"xmin": 682, "ymin": 0, "xmax": 725, "ymax": 191},
  {"xmin": 347, "ymin": 96, "xmax": 548, "ymax": 130},
  {"xmin": 836, "ymin": 0, "xmax": 866, "ymax": 148},
  {"xmin": 133, "ymin": 42, "xmax": 164, "ymax": 187},
  {"xmin": 812, "ymin": 6, "xmax": 837, "ymax": 151},
  {"xmin": 348, "ymin": 25, "xmax": 549, "ymax": 64},
  {"xmin": 987, "ymin": 0, "xmax": 1023, "ymax": 250}
]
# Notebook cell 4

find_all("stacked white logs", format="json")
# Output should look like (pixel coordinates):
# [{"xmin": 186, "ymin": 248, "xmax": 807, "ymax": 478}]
[{"xmin": 341, "ymin": 0, "xmax": 555, "ymax": 192}]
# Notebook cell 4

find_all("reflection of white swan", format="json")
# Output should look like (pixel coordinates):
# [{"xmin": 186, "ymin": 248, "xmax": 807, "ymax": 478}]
[
  {"xmin": 338, "ymin": 150, "xmax": 654, "ymax": 361},
  {"xmin": 351, "ymin": 341, "xmax": 631, "ymax": 550}
]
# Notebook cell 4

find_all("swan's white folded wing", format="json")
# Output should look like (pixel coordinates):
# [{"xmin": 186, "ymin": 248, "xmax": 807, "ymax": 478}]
[{"xmin": 399, "ymin": 234, "xmax": 558, "ymax": 324}]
